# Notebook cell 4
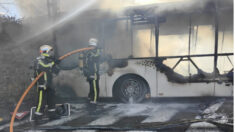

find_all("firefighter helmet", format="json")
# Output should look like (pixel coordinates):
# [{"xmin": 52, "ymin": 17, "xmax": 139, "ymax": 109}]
[
  {"xmin": 40, "ymin": 45, "xmax": 53, "ymax": 55},
  {"xmin": 89, "ymin": 38, "xmax": 98, "ymax": 47}
]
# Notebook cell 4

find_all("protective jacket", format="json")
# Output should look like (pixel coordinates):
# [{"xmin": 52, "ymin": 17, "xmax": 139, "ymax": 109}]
[
  {"xmin": 34, "ymin": 54, "xmax": 59, "ymax": 89},
  {"xmin": 80, "ymin": 48, "xmax": 101, "ymax": 80}
]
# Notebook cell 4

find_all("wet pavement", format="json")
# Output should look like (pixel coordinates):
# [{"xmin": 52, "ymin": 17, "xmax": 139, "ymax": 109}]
[{"xmin": 0, "ymin": 97, "xmax": 233, "ymax": 132}]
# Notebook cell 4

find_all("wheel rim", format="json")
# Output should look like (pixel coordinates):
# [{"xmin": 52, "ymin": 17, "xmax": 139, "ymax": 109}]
[{"xmin": 120, "ymin": 79, "xmax": 142, "ymax": 101}]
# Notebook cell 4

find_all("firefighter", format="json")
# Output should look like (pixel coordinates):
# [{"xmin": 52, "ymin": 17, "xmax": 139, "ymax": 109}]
[
  {"xmin": 79, "ymin": 38, "xmax": 101, "ymax": 104},
  {"xmin": 33, "ymin": 45, "xmax": 60, "ymax": 116}
]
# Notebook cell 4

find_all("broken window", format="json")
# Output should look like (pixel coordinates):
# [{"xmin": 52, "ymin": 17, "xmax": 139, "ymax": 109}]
[
  {"xmin": 160, "ymin": 10, "xmax": 233, "ymax": 77},
  {"xmin": 132, "ymin": 24, "xmax": 156, "ymax": 58}
]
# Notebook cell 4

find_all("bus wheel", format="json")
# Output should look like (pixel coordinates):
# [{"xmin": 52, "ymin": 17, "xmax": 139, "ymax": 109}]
[{"xmin": 113, "ymin": 74, "xmax": 150, "ymax": 103}]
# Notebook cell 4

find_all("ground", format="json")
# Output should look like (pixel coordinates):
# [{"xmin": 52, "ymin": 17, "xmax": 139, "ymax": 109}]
[{"xmin": 0, "ymin": 97, "xmax": 233, "ymax": 132}]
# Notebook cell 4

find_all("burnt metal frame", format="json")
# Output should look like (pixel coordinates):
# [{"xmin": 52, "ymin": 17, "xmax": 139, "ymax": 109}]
[
  {"xmin": 127, "ymin": 6, "xmax": 233, "ymax": 74},
  {"xmin": 102, "ymin": 4, "xmax": 233, "ymax": 77},
  {"xmin": 113, "ymin": 53, "xmax": 233, "ymax": 61},
  {"xmin": 172, "ymin": 57, "xmax": 198, "ymax": 70}
]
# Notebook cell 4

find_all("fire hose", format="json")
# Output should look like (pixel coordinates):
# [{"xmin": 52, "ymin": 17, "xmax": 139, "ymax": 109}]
[{"xmin": 10, "ymin": 47, "xmax": 94, "ymax": 132}]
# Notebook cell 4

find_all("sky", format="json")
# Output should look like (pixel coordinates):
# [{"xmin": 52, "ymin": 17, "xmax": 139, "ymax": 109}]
[{"xmin": 0, "ymin": 0, "xmax": 21, "ymax": 18}]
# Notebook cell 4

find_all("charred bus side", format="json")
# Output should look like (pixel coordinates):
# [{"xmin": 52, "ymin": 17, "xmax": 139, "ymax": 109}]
[{"xmin": 97, "ymin": 1, "xmax": 233, "ymax": 102}]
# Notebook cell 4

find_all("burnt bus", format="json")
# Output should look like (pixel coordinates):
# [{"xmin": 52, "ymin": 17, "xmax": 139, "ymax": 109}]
[{"xmin": 96, "ymin": 1, "xmax": 233, "ymax": 102}]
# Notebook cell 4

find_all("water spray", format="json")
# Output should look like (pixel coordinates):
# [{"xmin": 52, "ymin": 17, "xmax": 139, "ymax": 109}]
[{"xmin": 3, "ymin": 0, "xmax": 97, "ymax": 50}]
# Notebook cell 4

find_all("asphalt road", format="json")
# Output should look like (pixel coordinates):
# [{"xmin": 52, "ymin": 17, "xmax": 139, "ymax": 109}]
[{"xmin": 0, "ymin": 97, "xmax": 233, "ymax": 132}]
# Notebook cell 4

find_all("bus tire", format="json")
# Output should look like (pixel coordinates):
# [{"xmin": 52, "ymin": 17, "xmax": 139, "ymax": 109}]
[{"xmin": 113, "ymin": 74, "xmax": 150, "ymax": 103}]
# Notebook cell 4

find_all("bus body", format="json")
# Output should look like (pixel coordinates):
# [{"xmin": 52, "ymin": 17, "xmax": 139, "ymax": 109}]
[
  {"xmin": 99, "ymin": 59, "xmax": 232, "ymax": 98},
  {"xmin": 96, "ymin": 1, "xmax": 233, "ymax": 102}
]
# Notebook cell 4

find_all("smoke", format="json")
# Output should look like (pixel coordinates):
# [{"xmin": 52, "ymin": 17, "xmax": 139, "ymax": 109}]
[
  {"xmin": 15, "ymin": 0, "xmax": 128, "ymax": 17},
  {"xmin": 53, "ymin": 70, "xmax": 89, "ymax": 97},
  {"xmin": 15, "ymin": 0, "xmax": 218, "ymax": 17},
  {"xmin": 15, "ymin": 0, "xmax": 47, "ymax": 18},
  {"xmin": 3, "ymin": 0, "xmax": 232, "ymax": 99},
  {"xmin": 15, "ymin": 0, "xmax": 94, "ymax": 18}
]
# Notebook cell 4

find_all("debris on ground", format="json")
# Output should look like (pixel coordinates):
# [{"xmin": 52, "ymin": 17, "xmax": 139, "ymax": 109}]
[{"xmin": 0, "ymin": 98, "xmax": 233, "ymax": 131}]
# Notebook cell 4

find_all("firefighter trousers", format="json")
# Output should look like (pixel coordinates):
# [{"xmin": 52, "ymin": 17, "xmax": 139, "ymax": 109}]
[
  {"xmin": 36, "ymin": 87, "xmax": 55, "ymax": 113},
  {"xmin": 88, "ymin": 78, "xmax": 100, "ymax": 102}
]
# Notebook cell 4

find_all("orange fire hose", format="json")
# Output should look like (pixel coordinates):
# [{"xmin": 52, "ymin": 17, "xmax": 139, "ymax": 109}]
[
  {"xmin": 10, "ymin": 47, "xmax": 94, "ymax": 132},
  {"xmin": 58, "ymin": 47, "xmax": 94, "ymax": 60}
]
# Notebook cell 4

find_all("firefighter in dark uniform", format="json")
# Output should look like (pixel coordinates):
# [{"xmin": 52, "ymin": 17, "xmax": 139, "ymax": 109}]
[
  {"xmin": 33, "ymin": 45, "xmax": 60, "ymax": 116},
  {"xmin": 79, "ymin": 38, "xmax": 101, "ymax": 104}
]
